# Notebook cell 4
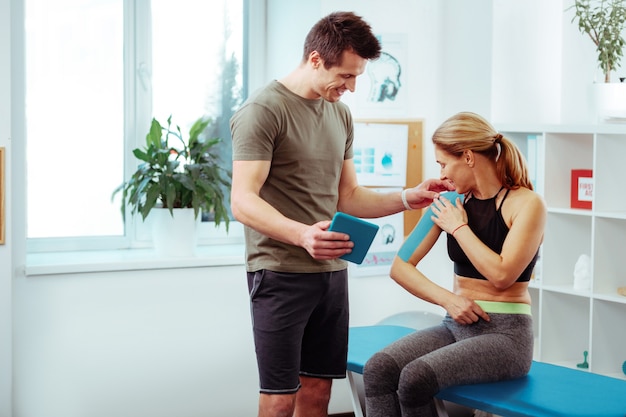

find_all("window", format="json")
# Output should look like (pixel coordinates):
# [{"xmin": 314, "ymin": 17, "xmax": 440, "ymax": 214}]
[{"xmin": 24, "ymin": 0, "xmax": 248, "ymax": 252}]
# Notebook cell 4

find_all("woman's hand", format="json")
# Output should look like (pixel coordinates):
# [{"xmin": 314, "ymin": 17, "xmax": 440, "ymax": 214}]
[
  {"xmin": 430, "ymin": 195, "xmax": 467, "ymax": 235},
  {"xmin": 443, "ymin": 294, "xmax": 490, "ymax": 324}
]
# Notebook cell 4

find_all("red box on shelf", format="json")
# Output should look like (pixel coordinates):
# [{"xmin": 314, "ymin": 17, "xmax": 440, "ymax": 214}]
[{"xmin": 571, "ymin": 169, "xmax": 593, "ymax": 209}]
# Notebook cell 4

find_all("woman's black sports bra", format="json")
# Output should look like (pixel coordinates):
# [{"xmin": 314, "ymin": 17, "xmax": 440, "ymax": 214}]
[{"xmin": 447, "ymin": 188, "xmax": 537, "ymax": 282}]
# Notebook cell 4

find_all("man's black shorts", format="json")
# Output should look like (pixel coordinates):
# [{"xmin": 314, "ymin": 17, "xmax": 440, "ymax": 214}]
[{"xmin": 247, "ymin": 269, "xmax": 349, "ymax": 394}]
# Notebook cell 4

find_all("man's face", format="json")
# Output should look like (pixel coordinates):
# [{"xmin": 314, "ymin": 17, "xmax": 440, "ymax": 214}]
[{"xmin": 310, "ymin": 49, "xmax": 367, "ymax": 102}]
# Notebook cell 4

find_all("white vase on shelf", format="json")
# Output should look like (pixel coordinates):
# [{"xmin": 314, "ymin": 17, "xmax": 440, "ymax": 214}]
[{"xmin": 592, "ymin": 82, "xmax": 626, "ymax": 121}]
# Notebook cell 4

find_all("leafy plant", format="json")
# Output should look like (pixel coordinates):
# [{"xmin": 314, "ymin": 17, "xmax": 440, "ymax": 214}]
[
  {"xmin": 113, "ymin": 115, "xmax": 231, "ymax": 230},
  {"xmin": 569, "ymin": 0, "xmax": 626, "ymax": 82}
]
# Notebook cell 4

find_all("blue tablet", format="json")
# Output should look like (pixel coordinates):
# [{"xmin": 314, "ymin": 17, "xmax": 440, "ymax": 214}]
[{"xmin": 329, "ymin": 212, "xmax": 380, "ymax": 264}]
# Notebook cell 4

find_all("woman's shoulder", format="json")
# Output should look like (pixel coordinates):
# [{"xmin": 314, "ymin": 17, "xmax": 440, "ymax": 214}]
[
  {"xmin": 505, "ymin": 187, "xmax": 547, "ymax": 215},
  {"xmin": 508, "ymin": 186, "xmax": 543, "ymax": 201}
]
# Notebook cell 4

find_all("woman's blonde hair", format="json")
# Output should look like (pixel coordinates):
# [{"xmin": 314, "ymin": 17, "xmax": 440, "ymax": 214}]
[{"xmin": 432, "ymin": 112, "xmax": 533, "ymax": 190}]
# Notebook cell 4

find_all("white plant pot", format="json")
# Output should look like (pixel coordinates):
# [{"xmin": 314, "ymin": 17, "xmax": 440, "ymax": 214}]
[
  {"xmin": 592, "ymin": 82, "xmax": 626, "ymax": 121},
  {"xmin": 151, "ymin": 207, "xmax": 199, "ymax": 257}
]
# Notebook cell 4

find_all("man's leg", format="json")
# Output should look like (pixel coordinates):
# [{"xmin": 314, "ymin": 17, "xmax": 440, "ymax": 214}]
[
  {"xmin": 249, "ymin": 270, "xmax": 347, "ymax": 417},
  {"xmin": 249, "ymin": 270, "xmax": 330, "ymax": 417},
  {"xmin": 257, "ymin": 376, "xmax": 332, "ymax": 417},
  {"xmin": 295, "ymin": 270, "xmax": 348, "ymax": 417},
  {"xmin": 295, "ymin": 376, "xmax": 332, "ymax": 417},
  {"xmin": 258, "ymin": 392, "xmax": 297, "ymax": 417}
]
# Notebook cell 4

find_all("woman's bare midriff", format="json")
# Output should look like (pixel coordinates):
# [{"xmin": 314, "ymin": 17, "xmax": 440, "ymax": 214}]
[{"xmin": 454, "ymin": 276, "xmax": 532, "ymax": 304}]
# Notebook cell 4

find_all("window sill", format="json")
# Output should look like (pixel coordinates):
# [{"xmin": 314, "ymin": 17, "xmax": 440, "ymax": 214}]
[{"xmin": 25, "ymin": 244, "xmax": 246, "ymax": 277}]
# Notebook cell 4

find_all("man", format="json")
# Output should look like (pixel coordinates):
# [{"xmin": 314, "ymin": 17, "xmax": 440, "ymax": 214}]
[{"xmin": 230, "ymin": 11, "xmax": 452, "ymax": 417}]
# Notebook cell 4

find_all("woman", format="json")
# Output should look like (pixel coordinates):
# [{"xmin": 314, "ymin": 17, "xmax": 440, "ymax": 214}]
[{"xmin": 363, "ymin": 112, "xmax": 546, "ymax": 417}]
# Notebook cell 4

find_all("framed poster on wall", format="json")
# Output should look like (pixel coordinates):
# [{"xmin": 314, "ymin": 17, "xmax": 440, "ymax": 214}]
[
  {"xmin": 353, "ymin": 122, "xmax": 408, "ymax": 187},
  {"xmin": 343, "ymin": 33, "xmax": 408, "ymax": 119},
  {"xmin": 355, "ymin": 119, "xmax": 423, "ymax": 237}
]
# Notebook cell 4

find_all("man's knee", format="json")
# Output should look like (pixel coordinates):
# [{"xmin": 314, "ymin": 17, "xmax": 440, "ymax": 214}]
[
  {"xmin": 295, "ymin": 377, "xmax": 332, "ymax": 417},
  {"xmin": 259, "ymin": 393, "xmax": 296, "ymax": 417},
  {"xmin": 298, "ymin": 375, "xmax": 331, "ymax": 400}
]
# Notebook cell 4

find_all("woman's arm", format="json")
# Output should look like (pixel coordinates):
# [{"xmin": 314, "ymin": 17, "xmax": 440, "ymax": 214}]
[
  {"xmin": 433, "ymin": 189, "xmax": 546, "ymax": 290},
  {"xmin": 390, "ymin": 223, "xmax": 490, "ymax": 324}
]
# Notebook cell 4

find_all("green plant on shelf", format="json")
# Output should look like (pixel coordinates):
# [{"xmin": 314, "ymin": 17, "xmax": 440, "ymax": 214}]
[
  {"xmin": 112, "ymin": 115, "xmax": 231, "ymax": 230},
  {"xmin": 568, "ymin": 0, "xmax": 626, "ymax": 82}
]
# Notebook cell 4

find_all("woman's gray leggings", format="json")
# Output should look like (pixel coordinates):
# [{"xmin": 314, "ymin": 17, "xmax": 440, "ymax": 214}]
[{"xmin": 363, "ymin": 313, "xmax": 533, "ymax": 417}]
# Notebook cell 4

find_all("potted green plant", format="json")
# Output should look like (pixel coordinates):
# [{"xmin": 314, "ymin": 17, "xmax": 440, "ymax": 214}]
[
  {"xmin": 113, "ymin": 115, "xmax": 231, "ymax": 230},
  {"xmin": 569, "ymin": 0, "xmax": 626, "ymax": 119},
  {"xmin": 569, "ymin": 0, "xmax": 626, "ymax": 83}
]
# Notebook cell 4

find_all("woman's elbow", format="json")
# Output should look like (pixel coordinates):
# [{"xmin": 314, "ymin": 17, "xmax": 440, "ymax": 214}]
[
  {"xmin": 389, "ymin": 257, "xmax": 413, "ymax": 283},
  {"xmin": 389, "ymin": 266, "xmax": 400, "ymax": 282},
  {"xmin": 490, "ymin": 272, "xmax": 518, "ymax": 290}
]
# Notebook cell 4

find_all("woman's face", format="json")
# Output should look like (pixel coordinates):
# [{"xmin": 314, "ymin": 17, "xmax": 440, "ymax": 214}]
[{"xmin": 434, "ymin": 145, "xmax": 470, "ymax": 193}]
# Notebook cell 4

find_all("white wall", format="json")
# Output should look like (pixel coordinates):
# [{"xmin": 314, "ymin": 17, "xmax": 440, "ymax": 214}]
[
  {"xmin": 12, "ymin": 261, "xmax": 448, "ymax": 417},
  {"xmin": 265, "ymin": 0, "xmax": 321, "ymax": 82},
  {"xmin": 1, "ymin": 0, "xmax": 12, "ymax": 414},
  {"xmin": 318, "ymin": 0, "xmax": 449, "ymax": 181},
  {"xmin": 311, "ymin": 0, "xmax": 494, "ymax": 180},
  {"xmin": 13, "ymin": 266, "xmax": 261, "ymax": 417},
  {"xmin": 491, "ymin": 0, "xmax": 563, "ymax": 124},
  {"xmin": 559, "ymin": 0, "xmax": 604, "ymax": 124},
  {"xmin": 5, "ymin": 1, "xmax": 448, "ymax": 414},
  {"xmin": 5, "ymin": 1, "xmax": 618, "ymax": 416}
]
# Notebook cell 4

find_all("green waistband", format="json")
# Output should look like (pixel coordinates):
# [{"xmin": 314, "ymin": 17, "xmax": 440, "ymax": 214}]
[{"xmin": 475, "ymin": 300, "xmax": 531, "ymax": 315}]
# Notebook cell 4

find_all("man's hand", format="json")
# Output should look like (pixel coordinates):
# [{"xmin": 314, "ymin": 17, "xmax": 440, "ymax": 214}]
[
  {"xmin": 404, "ymin": 179, "xmax": 455, "ymax": 210},
  {"xmin": 299, "ymin": 220, "xmax": 355, "ymax": 260}
]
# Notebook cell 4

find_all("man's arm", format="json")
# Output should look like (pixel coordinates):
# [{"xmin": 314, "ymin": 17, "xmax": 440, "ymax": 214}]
[
  {"xmin": 336, "ymin": 159, "xmax": 454, "ymax": 218},
  {"xmin": 230, "ymin": 159, "xmax": 354, "ymax": 260}
]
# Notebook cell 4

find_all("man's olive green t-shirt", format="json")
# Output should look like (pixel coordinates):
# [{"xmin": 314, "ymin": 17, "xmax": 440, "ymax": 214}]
[{"xmin": 231, "ymin": 81, "xmax": 354, "ymax": 273}]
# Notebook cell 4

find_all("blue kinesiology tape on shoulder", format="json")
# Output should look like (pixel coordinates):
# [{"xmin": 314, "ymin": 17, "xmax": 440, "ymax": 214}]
[{"xmin": 397, "ymin": 191, "xmax": 464, "ymax": 262}]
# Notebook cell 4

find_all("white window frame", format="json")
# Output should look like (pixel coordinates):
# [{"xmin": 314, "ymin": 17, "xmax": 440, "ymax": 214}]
[{"xmin": 16, "ymin": 0, "xmax": 267, "ymax": 256}]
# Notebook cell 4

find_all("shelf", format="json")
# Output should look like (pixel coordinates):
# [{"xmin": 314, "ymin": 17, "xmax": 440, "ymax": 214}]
[
  {"xmin": 593, "ymin": 293, "xmax": 626, "ymax": 304},
  {"xmin": 593, "ymin": 210, "xmax": 626, "ymax": 219},
  {"xmin": 547, "ymin": 207, "xmax": 593, "ymax": 216},
  {"xmin": 591, "ymin": 301, "xmax": 626, "ymax": 376},
  {"xmin": 501, "ymin": 125, "xmax": 626, "ymax": 379},
  {"xmin": 541, "ymin": 285, "xmax": 592, "ymax": 297},
  {"xmin": 540, "ymin": 292, "xmax": 590, "ymax": 365},
  {"xmin": 542, "ymin": 213, "xmax": 591, "ymax": 288},
  {"xmin": 593, "ymin": 217, "xmax": 626, "ymax": 295}
]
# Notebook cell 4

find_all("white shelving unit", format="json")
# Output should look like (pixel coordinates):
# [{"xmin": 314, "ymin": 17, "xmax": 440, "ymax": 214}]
[{"xmin": 496, "ymin": 123, "xmax": 626, "ymax": 380}]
